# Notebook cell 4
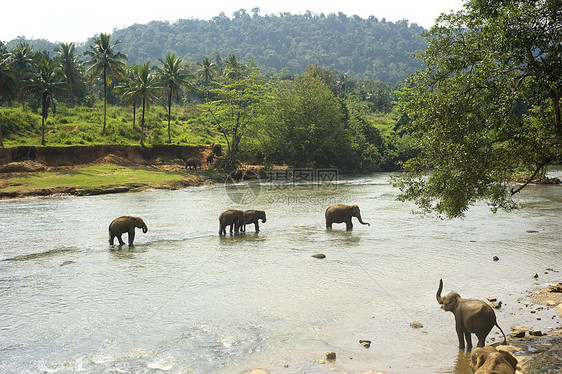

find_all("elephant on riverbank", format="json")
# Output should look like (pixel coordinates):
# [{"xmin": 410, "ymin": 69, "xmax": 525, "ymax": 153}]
[
  {"xmin": 211, "ymin": 142, "xmax": 222, "ymax": 156},
  {"xmin": 470, "ymin": 346, "xmax": 518, "ymax": 373},
  {"xmin": 436, "ymin": 279, "xmax": 507, "ymax": 350},
  {"xmin": 325, "ymin": 204, "xmax": 370, "ymax": 230},
  {"xmin": 242, "ymin": 210, "xmax": 266, "ymax": 233},
  {"xmin": 109, "ymin": 216, "xmax": 148, "ymax": 246},
  {"xmin": 219, "ymin": 209, "xmax": 245, "ymax": 236},
  {"xmin": 185, "ymin": 157, "xmax": 202, "ymax": 170}
]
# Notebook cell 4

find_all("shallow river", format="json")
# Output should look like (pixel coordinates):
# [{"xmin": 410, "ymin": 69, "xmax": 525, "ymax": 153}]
[{"xmin": 0, "ymin": 171, "xmax": 561, "ymax": 374}]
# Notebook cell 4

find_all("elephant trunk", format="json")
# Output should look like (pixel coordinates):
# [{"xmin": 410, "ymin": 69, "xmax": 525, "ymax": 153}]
[
  {"xmin": 436, "ymin": 279, "xmax": 444, "ymax": 304},
  {"xmin": 357, "ymin": 214, "xmax": 370, "ymax": 226},
  {"xmin": 142, "ymin": 224, "xmax": 148, "ymax": 233}
]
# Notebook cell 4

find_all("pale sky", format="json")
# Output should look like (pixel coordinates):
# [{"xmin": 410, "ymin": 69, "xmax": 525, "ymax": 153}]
[{"xmin": 2, "ymin": 0, "xmax": 466, "ymax": 44}]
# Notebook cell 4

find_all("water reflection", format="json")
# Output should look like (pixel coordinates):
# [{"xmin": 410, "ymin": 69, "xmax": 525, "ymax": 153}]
[{"xmin": 452, "ymin": 350, "xmax": 472, "ymax": 374}]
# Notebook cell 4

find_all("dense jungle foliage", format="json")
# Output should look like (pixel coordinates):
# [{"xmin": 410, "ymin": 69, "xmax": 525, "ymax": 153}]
[
  {"xmin": 0, "ymin": 35, "xmax": 414, "ymax": 172},
  {"xmin": 6, "ymin": 10, "xmax": 426, "ymax": 84}
]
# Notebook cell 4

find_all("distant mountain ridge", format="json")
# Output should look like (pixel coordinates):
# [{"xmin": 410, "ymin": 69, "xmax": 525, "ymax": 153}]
[{"xmin": 6, "ymin": 11, "xmax": 428, "ymax": 84}]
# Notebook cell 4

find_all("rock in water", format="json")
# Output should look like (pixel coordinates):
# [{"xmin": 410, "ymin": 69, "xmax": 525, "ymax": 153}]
[{"xmin": 312, "ymin": 253, "xmax": 326, "ymax": 259}]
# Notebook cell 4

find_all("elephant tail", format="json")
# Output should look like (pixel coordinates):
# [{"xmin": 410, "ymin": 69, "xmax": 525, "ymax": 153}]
[{"xmin": 495, "ymin": 322, "xmax": 507, "ymax": 345}]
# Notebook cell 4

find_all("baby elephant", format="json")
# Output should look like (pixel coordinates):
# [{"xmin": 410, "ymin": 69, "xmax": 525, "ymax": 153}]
[
  {"xmin": 242, "ymin": 210, "xmax": 266, "ymax": 233},
  {"xmin": 185, "ymin": 157, "xmax": 202, "ymax": 170},
  {"xmin": 109, "ymin": 216, "xmax": 148, "ymax": 246},
  {"xmin": 470, "ymin": 346, "xmax": 518, "ymax": 374},
  {"xmin": 219, "ymin": 209, "xmax": 245, "ymax": 236},
  {"xmin": 436, "ymin": 279, "xmax": 507, "ymax": 350}
]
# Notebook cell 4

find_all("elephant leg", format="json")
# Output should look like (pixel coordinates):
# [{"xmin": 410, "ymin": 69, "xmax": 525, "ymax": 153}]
[
  {"xmin": 326, "ymin": 218, "xmax": 332, "ymax": 229},
  {"xmin": 255, "ymin": 222, "xmax": 259, "ymax": 232},
  {"xmin": 456, "ymin": 323, "xmax": 465, "ymax": 350},
  {"xmin": 464, "ymin": 330, "xmax": 473, "ymax": 351},
  {"xmin": 109, "ymin": 233, "xmax": 115, "ymax": 245},
  {"xmin": 117, "ymin": 234, "xmax": 125, "ymax": 246},
  {"xmin": 128, "ymin": 230, "xmax": 135, "ymax": 245},
  {"xmin": 475, "ymin": 331, "xmax": 488, "ymax": 348},
  {"xmin": 346, "ymin": 219, "xmax": 353, "ymax": 230}
]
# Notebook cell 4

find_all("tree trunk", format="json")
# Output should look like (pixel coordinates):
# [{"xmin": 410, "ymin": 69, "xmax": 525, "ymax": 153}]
[
  {"xmin": 141, "ymin": 98, "xmax": 145, "ymax": 145},
  {"xmin": 0, "ymin": 113, "xmax": 4, "ymax": 149},
  {"xmin": 167, "ymin": 88, "xmax": 172, "ymax": 143},
  {"xmin": 132, "ymin": 104, "xmax": 136, "ymax": 128},
  {"xmin": 41, "ymin": 93, "xmax": 47, "ymax": 146},
  {"xmin": 102, "ymin": 67, "xmax": 107, "ymax": 134}
]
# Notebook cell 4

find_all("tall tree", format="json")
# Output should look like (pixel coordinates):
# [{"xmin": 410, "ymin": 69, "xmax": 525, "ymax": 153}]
[
  {"xmin": 265, "ymin": 68, "xmax": 350, "ymax": 167},
  {"xmin": 395, "ymin": 0, "xmax": 562, "ymax": 218},
  {"xmin": 10, "ymin": 43, "xmax": 34, "ymax": 108},
  {"xmin": 117, "ymin": 63, "xmax": 162, "ymax": 145},
  {"xmin": 156, "ymin": 53, "xmax": 191, "ymax": 143},
  {"xmin": 54, "ymin": 43, "xmax": 84, "ymax": 103},
  {"xmin": 0, "ymin": 51, "xmax": 16, "ymax": 104},
  {"xmin": 197, "ymin": 56, "xmax": 219, "ymax": 83},
  {"xmin": 84, "ymin": 33, "xmax": 127, "ymax": 133},
  {"xmin": 114, "ymin": 65, "xmax": 142, "ymax": 129},
  {"xmin": 28, "ymin": 58, "xmax": 67, "ymax": 145},
  {"xmin": 205, "ymin": 63, "xmax": 264, "ymax": 169}
]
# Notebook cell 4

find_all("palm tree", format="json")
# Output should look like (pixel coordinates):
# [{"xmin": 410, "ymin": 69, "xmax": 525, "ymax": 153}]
[
  {"xmin": 116, "ymin": 63, "xmax": 162, "ymax": 145},
  {"xmin": 10, "ymin": 43, "xmax": 34, "ymax": 108},
  {"xmin": 84, "ymin": 33, "xmax": 127, "ymax": 133},
  {"xmin": 55, "ymin": 42, "xmax": 83, "ymax": 102},
  {"xmin": 28, "ymin": 58, "xmax": 67, "ymax": 145},
  {"xmin": 0, "ymin": 52, "xmax": 16, "ymax": 104},
  {"xmin": 114, "ymin": 65, "xmax": 141, "ymax": 129},
  {"xmin": 156, "ymin": 53, "xmax": 191, "ymax": 143},
  {"xmin": 196, "ymin": 56, "xmax": 219, "ymax": 83}
]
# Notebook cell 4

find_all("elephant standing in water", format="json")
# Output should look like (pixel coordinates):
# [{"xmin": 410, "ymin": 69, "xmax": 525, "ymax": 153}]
[
  {"xmin": 436, "ymin": 279, "xmax": 507, "ymax": 350},
  {"xmin": 325, "ymin": 204, "xmax": 370, "ymax": 230},
  {"xmin": 219, "ymin": 209, "xmax": 245, "ymax": 236},
  {"xmin": 109, "ymin": 216, "xmax": 148, "ymax": 246},
  {"xmin": 242, "ymin": 210, "xmax": 266, "ymax": 233}
]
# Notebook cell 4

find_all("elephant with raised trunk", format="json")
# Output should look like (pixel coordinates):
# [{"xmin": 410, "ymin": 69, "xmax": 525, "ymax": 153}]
[
  {"xmin": 219, "ymin": 209, "xmax": 245, "ymax": 236},
  {"xmin": 109, "ymin": 216, "xmax": 148, "ymax": 246},
  {"xmin": 325, "ymin": 204, "xmax": 370, "ymax": 230},
  {"xmin": 242, "ymin": 210, "xmax": 266, "ymax": 233},
  {"xmin": 436, "ymin": 279, "xmax": 507, "ymax": 350}
]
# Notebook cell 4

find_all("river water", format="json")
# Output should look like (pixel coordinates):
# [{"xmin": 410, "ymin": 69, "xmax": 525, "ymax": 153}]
[{"xmin": 0, "ymin": 171, "xmax": 560, "ymax": 374}]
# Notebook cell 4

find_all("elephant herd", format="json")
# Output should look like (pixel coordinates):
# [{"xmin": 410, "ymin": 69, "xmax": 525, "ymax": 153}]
[{"xmin": 108, "ymin": 205, "xmax": 518, "ymax": 373}]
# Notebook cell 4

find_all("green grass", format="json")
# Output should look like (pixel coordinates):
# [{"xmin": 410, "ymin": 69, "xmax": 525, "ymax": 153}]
[
  {"xmin": 0, "ymin": 103, "xmax": 221, "ymax": 147},
  {"xmin": 0, "ymin": 164, "xmax": 192, "ymax": 193}
]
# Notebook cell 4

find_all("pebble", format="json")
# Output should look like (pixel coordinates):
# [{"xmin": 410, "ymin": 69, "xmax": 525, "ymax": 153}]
[
  {"xmin": 359, "ymin": 339, "xmax": 371, "ymax": 348},
  {"xmin": 493, "ymin": 256, "xmax": 499, "ymax": 261},
  {"xmin": 487, "ymin": 297, "xmax": 497, "ymax": 302},
  {"xmin": 410, "ymin": 321, "xmax": 423, "ymax": 328},
  {"xmin": 326, "ymin": 351, "xmax": 336, "ymax": 360},
  {"xmin": 533, "ymin": 273, "xmax": 539, "ymax": 278},
  {"xmin": 312, "ymin": 253, "xmax": 326, "ymax": 259}
]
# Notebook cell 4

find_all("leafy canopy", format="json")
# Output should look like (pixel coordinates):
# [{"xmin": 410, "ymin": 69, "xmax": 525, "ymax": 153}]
[{"xmin": 395, "ymin": 0, "xmax": 562, "ymax": 218}]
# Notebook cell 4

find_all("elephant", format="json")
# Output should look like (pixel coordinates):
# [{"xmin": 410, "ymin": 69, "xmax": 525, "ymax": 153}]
[
  {"xmin": 185, "ymin": 157, "xmax": 202, "ymax": 170},
  {"xmin": 470, "ymin": 346, "xmax": 518, "ymax": 374},
  {"xmin": 242, "ymin": 210, "xmax": 266, "ymax": 233},
  {"xmin": 325, "ymin": 204, "xmax": 370, "ymax": 230},
  {"xmin": 436, "ymin": 279, "xmax": 507, "ymax": 350},
  {"xmin": 211, "ymin": 142, "xmax": 222, "ymax": 156},
  {"xmin": 219, "ymin": 209, "xmax": 245, "ymax": 236},
  {"xmin": 206, "ymin": 153, "xmax": 215, "ymax": 166},
  {"xmin": 109, "ymin": 216, "xmax": 148, "ymax": 246}
]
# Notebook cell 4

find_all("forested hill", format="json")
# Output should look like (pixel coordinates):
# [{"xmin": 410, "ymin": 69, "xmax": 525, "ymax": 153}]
[{"xmin": 7, "ymin": 11, "xmax": 427, "ymax": 84}]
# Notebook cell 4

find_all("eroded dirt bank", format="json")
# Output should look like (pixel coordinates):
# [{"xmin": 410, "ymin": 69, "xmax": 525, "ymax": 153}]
[{"xmin": 0, "ymin": 144, "xmax": 210, "ymax": 170}]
